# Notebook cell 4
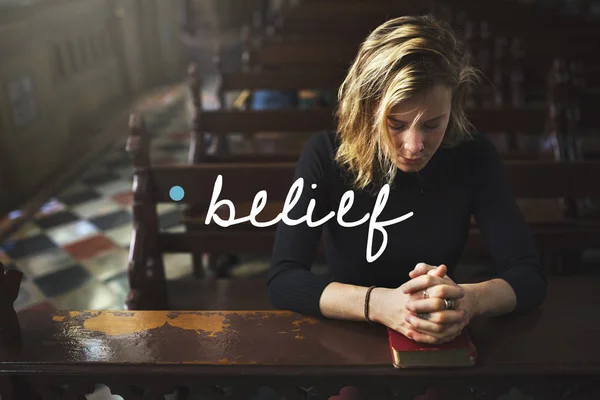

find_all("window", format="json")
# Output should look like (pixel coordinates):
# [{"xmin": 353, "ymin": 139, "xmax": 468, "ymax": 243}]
[{"xmin": 5, "ymin": 73, "xmax": 39, "ymax": 128}]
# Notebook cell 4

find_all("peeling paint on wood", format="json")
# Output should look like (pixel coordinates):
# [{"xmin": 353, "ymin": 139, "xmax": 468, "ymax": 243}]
[
  {"xmin": 292, "ymin": 316, "xmax": 319, "ymax": 328},
  {"xmin": 81, "ymin": 311, "xmax": 230, "ymax": 336},
  {"xmin": 168, "ymin": 313, "xmax": 229, "ymax": 336}
]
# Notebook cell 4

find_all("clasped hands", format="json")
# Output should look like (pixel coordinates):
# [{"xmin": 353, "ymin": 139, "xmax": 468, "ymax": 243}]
[{"xmin": 373, "ymin": 263, "xmax": 475, "ymax": 344}]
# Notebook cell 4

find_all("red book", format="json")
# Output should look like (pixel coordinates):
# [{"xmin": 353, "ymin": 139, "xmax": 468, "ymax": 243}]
[{"xmin": 388, "ymin": 328, "xmax": 477, "ymax": 368}]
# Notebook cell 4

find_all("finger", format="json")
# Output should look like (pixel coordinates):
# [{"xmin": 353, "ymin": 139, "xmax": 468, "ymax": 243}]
[
  {"xmin": 401, "ymin": 274, "xmax": 450, "ymax": 294},
  {"xmin": 406, "ymin": 310, "xmax": 465, "ymax": 328},
  {"xmin": 420, "ymin": 283, "xmax": 464, "ymax": 300},
  {"xmin": 427, "ymin": 264, "xmax": 447, "ymax": 278},
  {"xmin": 406, "ymin": 297, "xmax": 463, "ymax": 314},
  {"xmin": 408, "ymin": 263, "xmax": 434, "ymax": 279},
  {"xmin": 408, "ymin": 327, "xmax": 463, "ymax": 344},
  {"xmin": 409, "ymin": 263, "xmax": 448, "ymax": 280},
  {"xmin": 407, "ymin": 323, "xmax": 466, "ymax": 344},
  {"xmin": 391, "ymin": 326, "xmax": 417, "ymax": 342},
  {"xmin": 406, "ymin": 328, "xmax": 439, "ymax": 344}
]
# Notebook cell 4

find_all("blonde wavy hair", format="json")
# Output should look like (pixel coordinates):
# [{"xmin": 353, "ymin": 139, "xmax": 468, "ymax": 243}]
[{"xmin": 335, "ymin": 15, "xmax": 480, "ymax": 190}]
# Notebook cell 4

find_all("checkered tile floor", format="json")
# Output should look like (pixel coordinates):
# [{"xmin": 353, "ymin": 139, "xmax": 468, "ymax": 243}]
[{"xmin": 0, "ymin": 80, "xmax": 251, "ymax": 313}]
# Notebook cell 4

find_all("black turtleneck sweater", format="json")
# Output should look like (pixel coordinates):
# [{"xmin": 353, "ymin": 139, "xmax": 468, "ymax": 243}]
[{"xmin": 266, "ymin": 130, "xmax": 547, "ymax": 318}]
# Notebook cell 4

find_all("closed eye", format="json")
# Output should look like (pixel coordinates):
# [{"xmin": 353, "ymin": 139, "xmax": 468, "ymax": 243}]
[
  {"xmin": 388, "ymin": 123, "xmax": 440, "ymax": 131},
  {"xmin": 389, "ymin": 124, "xmax": 405, "ymax": 131},
  {"xmin": 387, "ymin": 114, "xmax": 446, "ymax": 132}
]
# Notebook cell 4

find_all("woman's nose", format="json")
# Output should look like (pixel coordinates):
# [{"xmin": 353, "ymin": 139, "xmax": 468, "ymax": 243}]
[{"xmin": 402, "ymin": 130, "xmax": 424, "ymax": 154}]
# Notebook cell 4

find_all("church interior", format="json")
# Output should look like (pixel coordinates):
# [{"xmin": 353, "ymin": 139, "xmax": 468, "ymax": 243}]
[{"xmin": 0, "ymin": 0, "xmax": 599, "ymax": 399}]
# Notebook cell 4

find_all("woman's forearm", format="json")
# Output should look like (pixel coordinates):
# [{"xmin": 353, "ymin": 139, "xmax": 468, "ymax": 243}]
[
  {"xmin": 319, "ymin": 282, "xmax": 389, "ymax": 322},
  {"xmin": 460, "ymin": 278, "xmax": 517, "ymax": 318},
  {"xmin": 319, "ymin": 277, "xmax": 517, "ymax": 322}
]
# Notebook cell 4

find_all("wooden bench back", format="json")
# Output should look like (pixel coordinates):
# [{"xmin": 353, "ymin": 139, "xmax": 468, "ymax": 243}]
[
  {"xmin": 184, "ymin": 105, "xmax": 548, "ymax": 164},
  {"xmin": 248, "ymin": 43, "xmax": 359, "ymax": 69},
  {"xmin": 243, "ymin": 1, "xmax": 599, "ymax": 108},
  {"xmin": 189, "ymin": 107, "xmax": 546, "ymax": 135},
  {"xmin": 217, "ymin": 70, "xmax": 346, "ymax": 92},
  {"xmin": 278, "ymin": 0, "xmax": 600, "ymax": 43},
  {"xmin": 184, "ymin": 63, "xmax": 581, "ymax": 165},
  {"xmin": 129, "ymin": 110, "xmax": 600, "ymax": 212}
]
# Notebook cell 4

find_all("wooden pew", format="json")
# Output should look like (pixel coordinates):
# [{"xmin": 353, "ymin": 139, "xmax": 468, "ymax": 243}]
[
  {"xmin": 126, "ymin": 114, "xmax": 297, "ymax": 308},
  {"xmin": 234, "ymin": 7, "xmax": 597, "ymax": 160},
  {"xmin": 245, "ymin": 43, "xmax": 359, "ymax": 69},
  {"xmin": 244, "ymin": 1, "xmax": 599, "ymax": 107},
  {"xmin": 183, "ymin": 5, "xmax": 598, "ymax": 277},
  {"xmin": 237, "ymin": 33, "xmax": 597, "ymax": 139},
  {"xmin": 216, "ymin": 69, "xmax": 345, "ymax": 96},
  {"xmin": 214, "ymin": 69, "xmax": 345, "ymax": 111},
  {"xmin": 434, "ymin": 0, "xmax": 600, "ymax": 41},
  {"xmin": 192, "ymin": 58, "xmax": 564, "ymax": 164},
  {"xmin": 202, "ymin": 54, "xmax": 558, "ymax": 162},
  {"xmin": 275, "ymin": 0, "xmax": 600, "ymax": 44},
  {"xmin": 125, "ymin": 110, "xmax": 600, "ymax": 308},
  {"xmin": 262, "ymin": 0, "xmax": 598, "ymax": 48},
  {"xmin": 285, "ymin": 0, "xmax": 428, "ymax": 20},
  {"xmin": 186, "ymin": 104, "xmax": 550, "ymax": 164},
  {"xmin": 2, "ymin": 260, "xmax": 600, "ymax": 399}
]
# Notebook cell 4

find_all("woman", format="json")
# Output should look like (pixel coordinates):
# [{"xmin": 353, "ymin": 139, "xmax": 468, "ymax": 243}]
[{"xmin": 267, "ymin": 15, "xmax": 547, "ymax": 347}]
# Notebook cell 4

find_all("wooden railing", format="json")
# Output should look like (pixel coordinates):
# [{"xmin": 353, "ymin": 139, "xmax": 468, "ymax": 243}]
[{"xmin": 0, "ymin": 262, "xmax": 599, "ymax": 399}]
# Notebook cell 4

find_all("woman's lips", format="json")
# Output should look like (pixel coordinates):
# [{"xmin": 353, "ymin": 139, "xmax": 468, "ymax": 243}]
[{"xmin": 398, "ymin": 156, "xmax": 424, "ymax": 164}]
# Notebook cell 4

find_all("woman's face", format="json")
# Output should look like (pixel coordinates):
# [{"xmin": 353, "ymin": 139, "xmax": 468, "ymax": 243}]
[{"xmin": 386, "ymin": 85, "xmax": 452, "ymax": 172}]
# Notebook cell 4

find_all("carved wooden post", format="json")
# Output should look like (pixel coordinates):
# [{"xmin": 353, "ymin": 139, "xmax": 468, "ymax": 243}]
[
  {"xmin": 0, "ymin": 261, "xmax": 23, "ymax": 400},
  {"xmin": 509, "ymin": 37, "xmax": 525, "ymax": 108},
  {"xmin": 251, "ymin": 10, "xmax": 264, "ymax": 49},
  {"xmin": 549, "ymin": 57, "xmax": 585, "ymax": 272},
  {"xmin": 187, "ymin": 63, "xmax": 204, "ymax": 164},
  {"xmin": 241, "ymin": 24, "xmax": 253, "ymax": 73},
  {"xmin": 566, "ymin": 59, "xmax": 593, "ymax": 220},
  {"xmin": 547, "ymin": 58, "xmax": 578, "ymax": 244},
  {"xmin": 0, "ymin": 261, "xmax": 22, "ymax": 347},
  {"xmin": 547, "ymin": 58, "xmax": 570, "ymax": 161},
  {"xmin": 125, "ymin": 113, "xmax": 168, "ymax": 310},
  {"xmin": 546, "ymin": 57, "xmax": 580, "ymax": 268},
  {"xmin": 259, "ymin": 0, "xmax": 274, "ymax": 36},
  {"xmin": 478, "ymin": 21, "xmax": 493, "ymax": 79},
  {"xmin": 492, "ymin": 36, "xmax": 509, "ymax": 109},
  {"xmin": 212, "ymin": 42, "xmax": 226, "ymax": 110},
  {"xmin": 269, "ymin": 0, "xmax": 290, "ymax": 38},
  {"xmin": 566, "ymin": 60, "xmax": 584, "ymax": 161},
  {"xmin": 460, "ymin": 16, "xmax": 478, "ymax": 109},
  {"xmin": 184, "ymin": 64, "xmax": 209, "ymax": 278}
]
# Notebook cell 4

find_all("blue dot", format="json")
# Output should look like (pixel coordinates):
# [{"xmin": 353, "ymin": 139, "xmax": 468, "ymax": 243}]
[{"xmin": 169, "ymin": 186, "xmax": 185, "ymax": 201}]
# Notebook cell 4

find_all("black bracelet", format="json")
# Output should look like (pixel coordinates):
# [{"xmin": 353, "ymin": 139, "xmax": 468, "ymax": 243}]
[{"xmin": 364, "ymin": 286, "xmax": 377, "ymax": 323}]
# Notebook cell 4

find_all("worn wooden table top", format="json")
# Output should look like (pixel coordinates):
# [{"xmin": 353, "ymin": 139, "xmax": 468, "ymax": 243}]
[{"xmin": 1, "ymin": 276, "xmax": 599, "ymax": 378}]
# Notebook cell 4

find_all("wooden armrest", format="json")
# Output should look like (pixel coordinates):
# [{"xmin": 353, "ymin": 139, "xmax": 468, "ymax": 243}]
[{"xmin": 5, "ymin": 277, "xmax": 600, "ymax": 373}]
